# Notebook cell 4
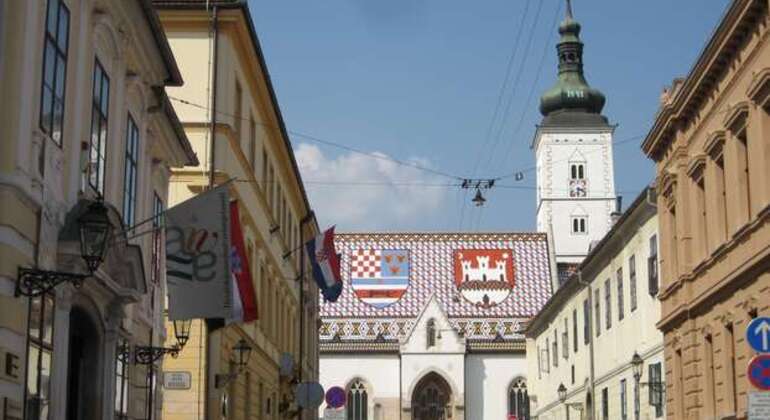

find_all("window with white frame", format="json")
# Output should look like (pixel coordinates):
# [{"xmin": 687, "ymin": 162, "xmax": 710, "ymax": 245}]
[
  {"xmin": 648, "ymin": 235, "xmax": 659, "ymax": 296},
  {"xmin": 569, "ymin": 162, "xmax": 587, "ymax": 197},
  {"xmin": 629, "ymin": 254, "xmax": 638, "ymax": 311},
  {"xmin": 25, "ymin": 295, "xmax": 55, "ymax": 420},
  {"xmin": 347, "ymin": 380, "xmax": 368, "ymax": 420},
  {"xmin": 122, "ymin": 115, "xmax": 139, "ymax": 228},
  {"xmin": 89, "ymin": 59, "xmax": 109, "ymax": 195},
  {"xmin": 39, "ymin": 0, "xmax": 70, "ymax": 145},
  {"xmin": 114, "ymin": 339, "xmax": 129, "ymax": 419},
  {"xmin": 617, "ymin": 267, "xmax": 624, "ymax": 321},
  {"xmin": 508, "ymin": 378, "xmax": 530, "ymax": 420},
  {"xmin": 572, "ymin": 216, "xmax": 587, "ymax": 234}
]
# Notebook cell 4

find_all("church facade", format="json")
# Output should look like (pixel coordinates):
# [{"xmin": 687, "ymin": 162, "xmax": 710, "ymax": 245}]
[{"xmin": 318, "ymin": 233, "xmax": 554, "ymax": 420}]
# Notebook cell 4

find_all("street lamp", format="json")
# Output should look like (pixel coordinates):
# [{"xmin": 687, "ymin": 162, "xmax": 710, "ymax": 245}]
[
  {"xmin": 215, "ymin": 339, "xmax": 253, "ymax": 388},
  {"xmin": 631, "ymin": 352, "xmax": 643, "ymax": 420},
  {"xmin": 134, "ymin": 322, "xmax": 191, "ymax": 365},
  {"xmin": 557, "ymin": 383, "xmax": 583, "ymax": 420},
  {"xmin": 16, "ymin": 200, "xmax": 112, "ymax": 297}
]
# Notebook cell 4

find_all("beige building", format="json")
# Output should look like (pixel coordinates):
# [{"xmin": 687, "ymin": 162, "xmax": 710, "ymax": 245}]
[
  {"xmin": 0, "ymin": 0, "xmax": 197, "ymax": 419},
  {"xmin": 641, "ymin": 0, "xmax": 770, "ymax": 418},
  {"xmin": 526, "ymin": 188, "xmax": 664, "ymax": 420},
  {"xmin": 154, "ymin": 1, "xmax": 321, "ymax": 419}
]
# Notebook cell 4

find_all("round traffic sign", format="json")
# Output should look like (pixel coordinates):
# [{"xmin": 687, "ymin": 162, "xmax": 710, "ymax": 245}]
[
  {"xmin": 748, "ymin": 354, "xmax": 770, "ymax": 390},
  {"xmin": 746, "ymin": 317, "xmax": 770, "ymax": 353},
  {"xmin": 295, "ymin": 382, "xmax": 325, "ymax": 408},
  {"xmin": 326, "ymin": 386, "xmax": 346, "ymax": 408}
]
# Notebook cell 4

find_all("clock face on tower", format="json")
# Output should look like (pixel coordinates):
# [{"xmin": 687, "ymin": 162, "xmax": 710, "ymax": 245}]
[{"xmin": 569, "ymin": 179, "xmax": 587, "ymax": 198}]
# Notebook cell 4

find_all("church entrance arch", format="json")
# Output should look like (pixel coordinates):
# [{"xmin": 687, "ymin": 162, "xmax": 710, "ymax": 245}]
[{"xmin": 411, "ymin": 372, "xmax": 452, "ymax": 420}]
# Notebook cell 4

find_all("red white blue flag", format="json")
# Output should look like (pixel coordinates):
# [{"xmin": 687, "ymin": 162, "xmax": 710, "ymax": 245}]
[
  {"xmin": 306, "ymin": 227, "xmax": 343, "ymax": 302},
  {"xmin": 228, "ymin": 201, "xmax": 258, "ymax": 322}
]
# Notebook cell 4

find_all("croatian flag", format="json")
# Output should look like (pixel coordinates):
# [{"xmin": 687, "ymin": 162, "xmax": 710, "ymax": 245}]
[
  {"xmin": 306, "ymin": 227, "xmax": 343, "ymax": 302},
  {"xmin": 228, "ymin": 201, "xmax": 258, "ymax": 323}
]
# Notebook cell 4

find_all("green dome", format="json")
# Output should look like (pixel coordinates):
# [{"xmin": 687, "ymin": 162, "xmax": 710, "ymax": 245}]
[{"xmin": 539, "ymin": 1, "xmax": 606, "ymax": 117}]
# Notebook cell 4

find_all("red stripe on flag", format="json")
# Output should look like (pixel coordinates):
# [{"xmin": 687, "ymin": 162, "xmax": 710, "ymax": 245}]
[
  {"xmin": 354, "ymin": 290, "xmax": 405, "ymax": 299},
  {"xmin": 230, "ymin": 201, "xmax": 258, "ymax": 322}
]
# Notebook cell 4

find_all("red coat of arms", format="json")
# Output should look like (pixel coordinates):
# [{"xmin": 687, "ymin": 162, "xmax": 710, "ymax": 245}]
[{"xmin": 454, "ymin": 249, "xmax": 515, "ymax": 308}]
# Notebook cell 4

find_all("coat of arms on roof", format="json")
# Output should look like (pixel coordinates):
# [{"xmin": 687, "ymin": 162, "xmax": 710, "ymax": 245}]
[
  {"xmin": 350, "ymin": 249, "xmax": 410, "ymax": 308},
  {"xmin": 454, "ymin": 249, "xmax": 515, "ymax": 308}
]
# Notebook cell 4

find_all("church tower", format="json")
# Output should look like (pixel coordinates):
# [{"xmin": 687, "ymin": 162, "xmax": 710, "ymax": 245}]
[{"xmin": 533, "ymin": 0, "xmax": 617, "ymax": 265}]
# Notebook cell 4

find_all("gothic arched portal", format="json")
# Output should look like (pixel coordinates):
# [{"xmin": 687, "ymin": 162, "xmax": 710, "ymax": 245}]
[{"xmin": 411, "ymin": 372, "xmax": 452, "ymax": 420}]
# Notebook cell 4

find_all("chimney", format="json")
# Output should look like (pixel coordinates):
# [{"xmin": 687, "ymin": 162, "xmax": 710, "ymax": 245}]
[{"xmin": 611, "ymin": 196, "xmax": 623, "ymax": 225}]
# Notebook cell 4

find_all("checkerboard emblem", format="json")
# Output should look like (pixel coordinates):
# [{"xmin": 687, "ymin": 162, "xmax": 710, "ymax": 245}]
[
  {"xmin": 454, "ymin": 249, "xmax": 515, "ymax": 308},
  {"xmin": 350, "ymin": 249, "xmax": 410, "ymax": 308}
]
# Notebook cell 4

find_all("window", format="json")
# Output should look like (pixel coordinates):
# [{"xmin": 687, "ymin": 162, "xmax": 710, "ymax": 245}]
[
  {"xmin": 735, "ymin": 128, "xmax": 751, "ymax": 218},
  {"xmin": 25, "ymin": 295, "xmax": 55, "ymax": 420},
  {"xmin": 572, "ymin": 308, "xmax": 578, "ymax": 352},
  {"xmin": 649, "ymin": 362, "xmax": 664, "ymax": 417},
  {"xmin": 604, "ymin": 279, "xmax": 612, "ymax": 330},
  {"xmin": 570, "ymin": 163, "xmax": 586, "ymax": 180},
  {"xmin": 583, "ymin": 298, "xmax": 590, "ymax": 345},
  {"xmin": 629, "ymin": 255, "xmax": 637, "ymax": 311},
  {"xmin": 347, "ymin": 380, "xmax": 368, "ymax": 420},
  {"xmin": 234, "ymin": 80, "xmax": 242, "ymax": 138},
  {"xmin": 648, "ymin": 235, "xmax": 658, "ymax": 296},
  {"xmin": 114, "ymin": 340, "xmax": 129, "ymax": 419},
  {"xmin": 594, "ymin": 290, "xmax": 601, "ymax": 337},
  {"xmin": 426, "ymin": 319, "xmax": 436, "ymax": 348},
  {"xmin": 562, "ymin": 318, "xmax": 568, "ymax": 359},
  {"xmin": 552, "ymin": 330, "xmax": 558, "ymax": 367},
  {"xmin": 601, "ymin": 387, "xmax": 609, "ymax": 420},
  {"xmin": 89, "ymin": 59, "xmax": 110, "ymax": 194},
  {"xmin": 703, "ymin": 335, "xmax": 716, "ymax": 418},
  {"xmin": 249, "ymin": 115, "xmax": 256, "ymax": 170},
  {"xmin": 712, "ymin": 151, "xmax": 728, "ymax": 242},
  {"xmin": 572, "ymin": 217, "xmax": 587, "ymax": 234},
  {"xmin": 571, "ymin": 365, "xmax": 575, "ymax": 384},
  {"xmin": 617, "ymin": 268, "xmax": 624, "ymax": 321},
  {"xmin": 151, "ymin": 193, "xmax": 164, "ymax": 284},
  {"xmin": 508, "ymin": 378, "xmax": 530, "ymax": 420},
  {"xmin": 621, "ymin": 379, "xmax": 628, "ymax": 420},
  {"xmin": 146, "ymin": 364, "xmax": 158, "ymax": 420},
  {"xmin": 725, "ymin": 323, "xmax": 738, "ymax": 413},
  {"xmin": 122, "ymin": 116, "xmax": 139, "ymax": 228},
  {"xmin": 40, "ymin": 0, "xmax": 69, "ymax": 145},
  {"xmin": 262, "ymin": 148, "xmax": 268, "ymax": 190}
]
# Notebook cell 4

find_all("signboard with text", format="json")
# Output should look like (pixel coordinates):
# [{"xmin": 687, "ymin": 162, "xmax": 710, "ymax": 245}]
[
  {"xmin": 749, "ymin": 392, "xmax": 770, "ymax": 420},
  {"xmin": 163, "ymin": 371, "xmax": 192, "ymax": 390},
  {"xmin": 324, "ymin": 408, "xmax": 346, "ymax": 420}
]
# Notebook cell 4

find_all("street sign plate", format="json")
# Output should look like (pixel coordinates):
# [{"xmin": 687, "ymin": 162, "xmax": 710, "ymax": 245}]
[
  {"xmin": 749, "ymin": 392, "xmax": 770, "ymax": 420},
  {"xmin": 326, "ymin": 386, "xmax": 346, "ymax": 409},
  {"xmin": 324, "ymin": 408, "xmax": 346, "ymax": 420},
  {"xmin": 748, "ymin": 355, "xmax": 770, "ymax": 391},
  {"xmin": 747, "ymin": 317, "xmax": 770, "ymax": 353},
  {"xmin": 163, "ymin": 371, "xmax": 192, "ymax": 390}
]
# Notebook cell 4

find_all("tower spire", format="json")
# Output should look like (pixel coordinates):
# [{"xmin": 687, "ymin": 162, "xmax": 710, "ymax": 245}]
[{"xmin": 566, "ymin": 0, "xmax": 573, "ymax": 20}]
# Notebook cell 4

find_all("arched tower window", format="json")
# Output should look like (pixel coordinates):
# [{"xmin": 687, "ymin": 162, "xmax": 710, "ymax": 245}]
[
  {"xmin": 508, "ymin": 378, "xmax": 530, "ymax": 420},
  {"xmin": 426, "ymin": 319, "xmax": 436, "ymax": 348},
  {"xmin": 347, "ymin": 380, "xmax": 368, "ymax": 420}
]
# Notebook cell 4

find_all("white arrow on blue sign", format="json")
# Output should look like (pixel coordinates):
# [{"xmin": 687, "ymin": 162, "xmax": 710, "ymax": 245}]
[{"xmin": 747, "ymin": 317, "xmax": 770, "ymax": 353}]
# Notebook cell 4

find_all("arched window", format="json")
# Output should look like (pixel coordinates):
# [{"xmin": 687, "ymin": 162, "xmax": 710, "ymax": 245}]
[
  {"xmin": 426, "ymin": 319, "xmax": 436, "ymax": 348},
  {"xmin": 508, "ymin": 378, "xmax": 530, "ymax": 420},
  {"xmin": 347, "ymin": 380, "xmax": 368, "ymax": 420}
]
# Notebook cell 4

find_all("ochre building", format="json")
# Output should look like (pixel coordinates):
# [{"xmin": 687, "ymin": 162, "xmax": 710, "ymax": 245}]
[{"xmin": 641, "ymin": 0, "xmax": 770, "ymax": 418}]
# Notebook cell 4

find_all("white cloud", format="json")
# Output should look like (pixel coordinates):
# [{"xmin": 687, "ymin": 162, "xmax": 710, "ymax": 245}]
[{"xmin": 294, "ymin": 143, "xmax": 451, "ymax": 231}]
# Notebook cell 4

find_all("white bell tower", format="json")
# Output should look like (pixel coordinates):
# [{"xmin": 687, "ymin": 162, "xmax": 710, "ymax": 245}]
[{"xmin": 533, "ymin": 0, "xmax": 617, "ymax": 265}]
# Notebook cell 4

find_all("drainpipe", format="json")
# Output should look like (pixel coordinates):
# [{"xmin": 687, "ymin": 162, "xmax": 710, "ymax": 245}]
[
  {"xmin": 204, "ymin": 6, "xmax": 219, "ymax": 420},
  {"xmin": 578, "ymin": 270, "xmax": 595, "ymax": 420}
]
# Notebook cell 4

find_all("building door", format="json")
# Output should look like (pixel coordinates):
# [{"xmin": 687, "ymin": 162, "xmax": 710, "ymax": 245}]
[
  {"xmin": 411, "ymin": 373, "xmax": 452, "ymax": 420},
  {"xmin": 66, "ymin": 307, "xmax": 101, "ymax": 420}
]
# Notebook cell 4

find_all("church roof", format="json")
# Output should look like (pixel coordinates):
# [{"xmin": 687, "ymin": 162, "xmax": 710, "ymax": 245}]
[{"xmin": 319, "ymin": 232, "xmax": 553, "ymax": 345}]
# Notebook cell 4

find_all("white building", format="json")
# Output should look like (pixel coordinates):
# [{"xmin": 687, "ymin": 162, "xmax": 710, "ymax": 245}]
[
  {"xmin": 318, "ymin": 233, "xmax": 554, "ymax": 420},
  {"xmin": 525, "ymin": 188, "xmax": 664, "ymax": 420},
  {"xmin": 533, "ymin": 1, "xmax": 618, "ymax": 268}
]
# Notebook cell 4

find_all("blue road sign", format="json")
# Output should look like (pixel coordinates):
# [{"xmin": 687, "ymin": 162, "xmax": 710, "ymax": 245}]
[
  {"xmin": 748, "ymin": 355, "xmax": 770, "ymax": 391},
  {"xmin": 747, "ymin": 317, "xmax": 770, "ymax": 353}
]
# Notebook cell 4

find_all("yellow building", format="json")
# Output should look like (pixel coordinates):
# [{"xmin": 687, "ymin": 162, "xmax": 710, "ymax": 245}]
[
  {"xmin": 154, "ymin": 1, "xmax": 321, "ymax": 419},
  {"xmin": 0, "ymin": 0, "xmax": 197, "ymax": 419},
  {"xmin": 526, "ymin": 188, "xmax": 664, "ymax": 420}
]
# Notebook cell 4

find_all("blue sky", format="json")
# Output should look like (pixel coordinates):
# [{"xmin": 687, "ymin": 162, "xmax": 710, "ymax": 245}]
[{"xmin": 248, "ymin": 0, "xmax": 729, "ymax": 232}]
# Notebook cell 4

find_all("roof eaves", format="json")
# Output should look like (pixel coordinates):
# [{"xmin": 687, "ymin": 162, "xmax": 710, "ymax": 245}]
[{"xmin": 139, "ymin": 0, "xmax": 184, "ymax": 86}]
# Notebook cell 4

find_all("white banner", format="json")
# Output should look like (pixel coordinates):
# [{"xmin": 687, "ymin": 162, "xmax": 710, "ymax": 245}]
[{"xmin": 165, "ymin": 185, "xmax": 231, "ymax": 320}]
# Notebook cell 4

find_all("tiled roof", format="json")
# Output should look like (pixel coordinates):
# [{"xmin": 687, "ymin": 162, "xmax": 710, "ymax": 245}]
[{"xmin": 319, "ymin": 232, "xmax": 553, "ymax": 342}]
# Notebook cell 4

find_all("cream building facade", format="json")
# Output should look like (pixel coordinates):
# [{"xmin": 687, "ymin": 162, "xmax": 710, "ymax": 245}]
[
  {"xmin": 0, "ymin": 0, "xmax": 197, "ymax": 419},
  {"xmin": 641, "ymin": 0, "xmax": 770, "ymax": 418},
  {"xmin": 154, "ymin": 1, "xmax": 321, "ymax": 419},
  {"xmin": 526, "ymin": 188, "xmax": 665, "ymax": 420}
]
